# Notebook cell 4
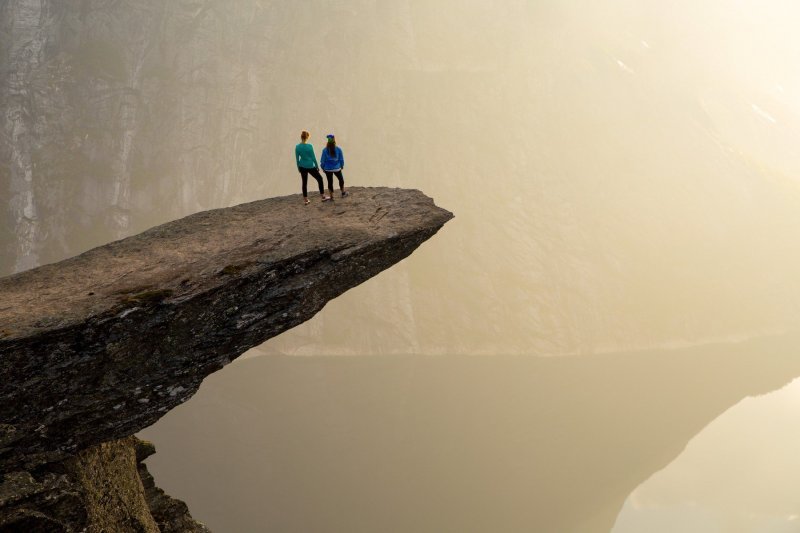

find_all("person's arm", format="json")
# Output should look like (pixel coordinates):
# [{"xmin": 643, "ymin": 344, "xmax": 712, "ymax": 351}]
[
  {"xmin": 339, "ymin": 147, "xmax": 344, "ymax": 169},
  {"xmin": 295, "ymin": 145, "xmax": 301, "ymax": 169},
  {"xmin": 320, "ymin": 148, "xmax": 328, "ymax": 169},
  {"xmin": 311, "ymin": 146, "xmax": 319, "ymax": 169}
]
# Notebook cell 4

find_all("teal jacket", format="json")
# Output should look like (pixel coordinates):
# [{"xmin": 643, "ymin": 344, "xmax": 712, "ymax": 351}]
[{"xmin": 295, "ymin": 142, "xmax": 318, "ymax": 169}]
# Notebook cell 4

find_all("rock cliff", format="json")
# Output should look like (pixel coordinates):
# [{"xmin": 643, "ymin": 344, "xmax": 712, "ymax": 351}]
[{"xmin": 0, "ymin": 187, "xmax": 452, "ymax": 531}]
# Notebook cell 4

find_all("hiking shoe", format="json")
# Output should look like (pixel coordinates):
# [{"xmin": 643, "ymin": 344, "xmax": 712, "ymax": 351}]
[
  {"xmin": 322, "ymin": 196, "xmax": 332, "ymax": 202},
  {"xmin": 342, "ymin": 191, "xmax": 349, "ymax": 198}
]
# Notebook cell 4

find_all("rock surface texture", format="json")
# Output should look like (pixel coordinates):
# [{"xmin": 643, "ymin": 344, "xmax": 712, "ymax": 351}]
[{"xmin": 0, "ymin": 187, "xmax": 452, "ymax": 531}]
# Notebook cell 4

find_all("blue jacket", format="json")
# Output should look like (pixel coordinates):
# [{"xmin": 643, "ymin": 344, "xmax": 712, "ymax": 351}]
[{"xmin": 320, "ymin": 146, "xmax": 345, "ymax": 171}]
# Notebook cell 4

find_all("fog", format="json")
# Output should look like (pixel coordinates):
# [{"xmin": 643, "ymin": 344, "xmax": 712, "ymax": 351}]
[
  {"xmin": 6, "ymin": 0, "xmax": 800, "ymax": 531},
  {"xmin": 260, "ymin": 0, "xmax": 800, "ymax": 355}
]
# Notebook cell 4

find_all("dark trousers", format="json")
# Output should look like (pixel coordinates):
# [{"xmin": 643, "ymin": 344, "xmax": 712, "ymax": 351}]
[
  {"xmin": 324, "ymin": 170, "xmax": 345, "ymax": 191},
  {"xmin": 299, "ymin": 167, "xmax": 324, "ymax": 197}
]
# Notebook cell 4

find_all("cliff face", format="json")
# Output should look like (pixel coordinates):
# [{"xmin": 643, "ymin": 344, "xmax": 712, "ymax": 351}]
[
  {"xmin": 0, "ymin": 436, "xmax": 209, "ymax": 533},
  {"xmin": 0, "ymin": 187, "xmax": 452, "ymax": 530},
  {"xmin": 1, "ymin": 0, "xmax": 274, "ymax": 272},
  {"xmin": 1, "ymin": 437, "xmax": 158, "ymax": 533}
]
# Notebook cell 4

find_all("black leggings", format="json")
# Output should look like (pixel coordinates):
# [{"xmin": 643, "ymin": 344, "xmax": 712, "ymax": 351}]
[
  {"xmin": 299, "ymin": 167, "xmax": 324, "ymax": 197},
  {"xmin": 324, "ymin": 170, "xmax": 345, "ymax": 191}
]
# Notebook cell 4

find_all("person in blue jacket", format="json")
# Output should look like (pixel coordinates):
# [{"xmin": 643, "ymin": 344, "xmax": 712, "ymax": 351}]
[
  {"xmin": 320, "ymin": 134, "xmax": 349, "ymax": 198},
  {"xmin": 295, "ymin": 130, "xmax": 331, "ymax": 204}
]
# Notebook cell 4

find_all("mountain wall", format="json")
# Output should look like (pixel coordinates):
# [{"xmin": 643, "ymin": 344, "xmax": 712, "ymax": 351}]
[{"xmin": 1, "ymin": 0, "xmax": 278, "ymax": 273}]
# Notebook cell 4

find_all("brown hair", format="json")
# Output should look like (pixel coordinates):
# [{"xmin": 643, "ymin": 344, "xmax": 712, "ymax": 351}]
[
  {"xmin": 327, "ymin": 135, "xmax": 336, "ymax": 156},
  {"xmin": 300, "ymin": 130, "xmax": 310, "ymax": 142}
]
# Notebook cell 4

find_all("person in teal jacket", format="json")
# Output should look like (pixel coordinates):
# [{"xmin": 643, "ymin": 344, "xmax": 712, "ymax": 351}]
[
  {"xmin": 320, "ymin": 134, "xmax": 349, "ymax": 198},
  {"xmin": 295, "ymin": 130, "xmax": 330, "ymax": 204}
]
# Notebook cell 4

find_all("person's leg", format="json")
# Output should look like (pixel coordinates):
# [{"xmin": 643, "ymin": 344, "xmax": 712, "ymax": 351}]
[
  {"xmin": 300, "ymin": 168, "xmax": 309, "ymax": 199},
  {"xmin": 309, "ymin": 168, "xmax": 329, "ymax": 200},
  {"xmin": 336, "ymin": 171, "xmax": 348, "ymax": 196},
  {"xmin": 324, "ymin": 171, "xmax": 335, "ymax": 194}
]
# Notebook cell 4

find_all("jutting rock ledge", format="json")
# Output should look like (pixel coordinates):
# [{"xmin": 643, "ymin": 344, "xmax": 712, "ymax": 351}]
[{"xmin": 0, "ymin": 187, "xmax": 453, "ymax": 532}]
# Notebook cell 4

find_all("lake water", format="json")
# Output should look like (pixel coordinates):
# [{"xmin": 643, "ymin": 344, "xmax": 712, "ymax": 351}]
[{"xmin": 139, "ymin": 333, "xmax": 800, "ymax": 532}]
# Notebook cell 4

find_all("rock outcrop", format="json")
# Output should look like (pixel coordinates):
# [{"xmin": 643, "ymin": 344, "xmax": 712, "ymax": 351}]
[{"xmin": 0, "ymin": 187, "xmax": 452, "ymax": 531}]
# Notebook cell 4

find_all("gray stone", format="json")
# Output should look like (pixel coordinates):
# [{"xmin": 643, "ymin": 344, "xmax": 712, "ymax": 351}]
[
  {"xmin": 0, "ymin": 187, "xmax": 451, "ymax": 531},
  {"xmin": 0, "ymin": 187, "xmax": 451, "ymax": 473}
]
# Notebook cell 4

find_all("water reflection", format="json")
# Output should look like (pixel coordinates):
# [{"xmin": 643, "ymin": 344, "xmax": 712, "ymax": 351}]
[
  {"xmin": 614, "ymin": 375, "xmax": 800, "ymax": 533},
  {"xmin": 140, "ymin": 334, "xmax": 800, "ymax": 532}
]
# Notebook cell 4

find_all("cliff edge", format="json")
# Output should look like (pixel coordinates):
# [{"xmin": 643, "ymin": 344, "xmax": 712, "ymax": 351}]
[{"xmin": 0, "ymin": 187, "xmax": 452, "ymax": 531}]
